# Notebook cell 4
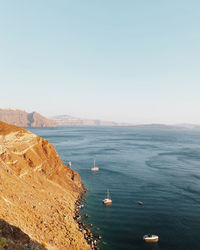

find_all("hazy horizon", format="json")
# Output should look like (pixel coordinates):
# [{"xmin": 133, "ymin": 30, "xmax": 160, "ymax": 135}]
[
  {"xmin": 2, "ymin": 107, "xmax": 200, "ymax": 126},
  {"xmin": 0, "ymin": 1, "xmax": 200, "ymax": 125}
]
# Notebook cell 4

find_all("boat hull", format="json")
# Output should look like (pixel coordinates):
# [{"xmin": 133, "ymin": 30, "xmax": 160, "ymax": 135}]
[
  {"xmin": 91, "ymin": 167, "xmax": 99, "ymax": 172},
  {"xmin": 103, "ymin": 199, "xmax": 112, "ymax": 205},
  {"xmin": 143, "ymin": 235, "xmax": 159, "ymax": 243},
  {"xmin": 103, "ymin": 201, "xmax": 112, "ymax": 205}
]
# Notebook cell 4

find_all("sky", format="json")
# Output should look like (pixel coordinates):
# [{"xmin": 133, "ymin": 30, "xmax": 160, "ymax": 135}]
[{"xmin": 0, "ymin": 0, "xmax": 200, "ymax": 124}]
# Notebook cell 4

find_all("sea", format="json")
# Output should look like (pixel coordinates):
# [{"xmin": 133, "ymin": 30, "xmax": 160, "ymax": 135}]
[{"xmin": 28, "ymin": 126, "xmax": 200, "ymax": 250}]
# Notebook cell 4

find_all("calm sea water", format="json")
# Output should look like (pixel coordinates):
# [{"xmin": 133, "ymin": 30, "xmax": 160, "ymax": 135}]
[{"xmin": 28, "ymin": 126, "xmax": 200, "ymax": 250}]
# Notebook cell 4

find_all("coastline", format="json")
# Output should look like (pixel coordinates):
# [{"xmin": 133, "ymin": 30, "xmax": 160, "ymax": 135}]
[{"xmin": 74, "ymin": 188, "xmax": 100, "ymax": 250}]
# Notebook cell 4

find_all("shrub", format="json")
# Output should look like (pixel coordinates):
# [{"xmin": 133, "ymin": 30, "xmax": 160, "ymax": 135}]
[{"xmin": 0, "ymin": 237, "xmax": 7, "ymax": 248}]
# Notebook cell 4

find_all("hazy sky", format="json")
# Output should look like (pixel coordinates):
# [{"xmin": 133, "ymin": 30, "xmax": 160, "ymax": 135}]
[{"xmin": 0, "ymin": 1, "xmax": 200, "ymax": 124}]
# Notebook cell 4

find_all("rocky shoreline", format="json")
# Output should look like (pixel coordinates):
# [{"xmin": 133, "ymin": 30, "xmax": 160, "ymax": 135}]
[{"xmin": 74, "ymin": 191, "xmax": 101, "ymax": 250}]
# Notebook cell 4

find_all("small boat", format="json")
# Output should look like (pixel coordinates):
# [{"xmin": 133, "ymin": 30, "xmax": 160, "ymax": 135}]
[
  {"xmin": 91, "ymin": 159, "xmax": 99, "ymax": 172},
  {"xmin": 138, "ymin": 201, "xmax": 144, "ymax": 205},
  {"xmin": 103, "ymin": 189, "xmax": 112, "ymax": 205},
  {"xmin": 143, "ymin": 234, "xmax": 159, "ymax": 243}
]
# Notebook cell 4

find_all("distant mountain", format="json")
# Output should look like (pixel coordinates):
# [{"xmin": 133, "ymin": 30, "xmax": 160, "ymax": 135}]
[
  {"xmin": 134, "ymin": 124, "xmax": 178, "ymax": 129},
  {"xmin": 174, "ymin": 123, "xmax": 200, "ymax": 129},
  {"xmin": 52, "ymin": 115, "xmax": 131, "ymax": 126},
  {"xmin": 0, "ymin": 109, "xmax": 130, "ymax": 127},
  {"xmin": 0, "ymin": 109, "xmax": 56, "ymax": 127},
  {"xmin": 134, "ymin": 123, "xmax": 200, "ymax": 130},
  {"xmin": 1, "ymin": 109, "xmax": 199, "ymax": 129}
]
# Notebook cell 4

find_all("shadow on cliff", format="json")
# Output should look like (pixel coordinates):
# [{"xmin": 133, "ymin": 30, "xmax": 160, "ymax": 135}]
[{"xmin": 0, "ymin": 219, "xmax": 46, "ymax": 249}]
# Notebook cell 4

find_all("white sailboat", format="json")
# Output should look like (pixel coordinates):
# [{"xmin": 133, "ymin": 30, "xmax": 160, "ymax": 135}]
[
  {"xmin": 91, "ymin": 159, "xmax": 99, "ymax": 172},
  {"xmin": 103, "ymin": 189, "xmax": 112, "ymax": 205}
]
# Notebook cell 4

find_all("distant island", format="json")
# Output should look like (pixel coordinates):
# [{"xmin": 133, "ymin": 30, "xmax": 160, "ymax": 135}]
[
  {"xmin": 0, "ymin": 109, "xmax": 200, "ymax": 129},
  {"xmin": 52, "ymin": 114, "xmax": 131, "ymax": 127},
  {"xmin": 0, "ymin": 109, "xmax": 130, "ymax": 127}
]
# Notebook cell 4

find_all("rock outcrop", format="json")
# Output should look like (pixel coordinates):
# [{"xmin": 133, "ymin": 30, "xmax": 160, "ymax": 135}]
[
  {"xmin": 0, "ymin": 121, "xmax": 90, "ymax": 249},
  {"xmin": 0, "ymin": 109, "xmax": 56, "ymax": 127}
]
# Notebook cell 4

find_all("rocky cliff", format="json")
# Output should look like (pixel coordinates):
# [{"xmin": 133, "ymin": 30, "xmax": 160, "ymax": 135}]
[
  {"xmin": 0, "ymin": 121, "xmax": 90, "ymax": 249},
  {"xmin": 0, "ymin": 109, "xmax": 131, "ymax": 127},
  {"xmin": 0, "ymin": 109, "xmax": 56, "ymax": 127}
]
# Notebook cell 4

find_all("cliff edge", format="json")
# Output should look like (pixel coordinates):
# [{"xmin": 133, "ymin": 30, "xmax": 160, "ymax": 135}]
[
  {"xmin": 0, "ymin": 109, "xmax": 56, "ymax": 127},
  {"xmin": 0, "ymin": 121, "xmax": 90, "ymax": 249}
]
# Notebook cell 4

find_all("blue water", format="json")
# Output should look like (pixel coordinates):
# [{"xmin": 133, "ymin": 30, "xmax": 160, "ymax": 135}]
[{"xmin": 28, "ymin": 126, "xmax": 200, "ymax": 250}]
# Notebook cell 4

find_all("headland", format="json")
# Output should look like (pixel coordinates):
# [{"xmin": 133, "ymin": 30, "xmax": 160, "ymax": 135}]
[{"xmin": 0, "ymin": 121, "xmax": 91, "ymax": 249}]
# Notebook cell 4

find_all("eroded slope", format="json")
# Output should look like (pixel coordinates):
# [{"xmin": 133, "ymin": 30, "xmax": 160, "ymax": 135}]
[{"xmin": 0, "ymin": 121, "xmax": 89, "ymax": 250}]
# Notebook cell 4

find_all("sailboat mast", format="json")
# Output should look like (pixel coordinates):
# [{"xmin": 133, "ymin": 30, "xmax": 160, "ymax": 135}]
[{"xmin": 107, "ymin": 189, "xmax": 110, "ymax": 199}]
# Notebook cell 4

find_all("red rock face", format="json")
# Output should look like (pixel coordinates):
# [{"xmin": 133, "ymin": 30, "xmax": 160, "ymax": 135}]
[
  {"xmin": 0, "ymin": 121, "xmax": 89, "ymax": 250},
  {"xmin": 0, "ymin": 109, "xmax": 56, "ymax": 127}
]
